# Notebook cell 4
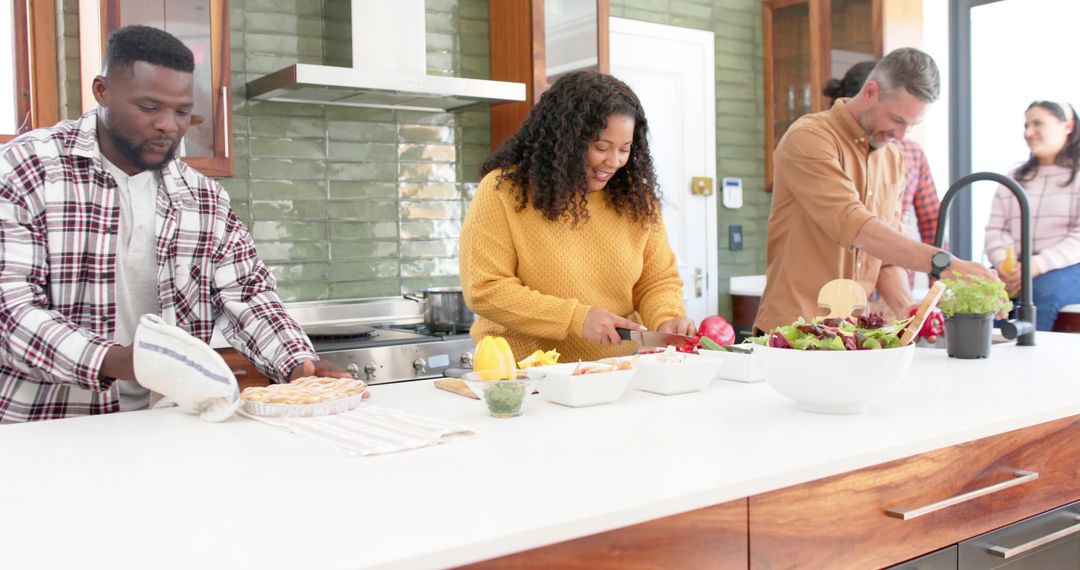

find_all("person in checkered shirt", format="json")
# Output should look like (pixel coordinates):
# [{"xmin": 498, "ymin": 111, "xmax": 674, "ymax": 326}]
[{"xmin": 0, "ymin": 26, "xmax": 346, "ymax": 423}]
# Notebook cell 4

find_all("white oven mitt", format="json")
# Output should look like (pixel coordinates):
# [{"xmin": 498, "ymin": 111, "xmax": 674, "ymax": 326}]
[{"xmin": 133, "ymin": 314, "xmax": 241, "ymax": 422}]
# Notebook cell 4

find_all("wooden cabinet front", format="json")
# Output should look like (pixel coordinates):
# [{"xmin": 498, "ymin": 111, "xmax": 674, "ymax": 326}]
[
  {"xmin": 458, "ymin": 498, "xmax": 747, "ymax": 569},
  {"xmin": 216, "ymin": 347, "xmax": 270, "ymax": 390},
  {"xmin": 749, "ymin": 415, "xmax": 1080, "ymax": 569}
]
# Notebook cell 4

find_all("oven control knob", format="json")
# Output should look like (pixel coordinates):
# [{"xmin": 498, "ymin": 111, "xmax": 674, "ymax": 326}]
[
  {"xmin": 412, "ymin": 358, "xmax": 427, "ymax": 373},
  {"xmin": 346, "ymin": 363, "xmax": 361, "ymax": 379},
  {"xmin": 460, "ymin": 352, "xmax": 473, "ymax": 367},
  {"xmin": 363, "ymin": 362, "xmax": 377, "ymax": 378}
]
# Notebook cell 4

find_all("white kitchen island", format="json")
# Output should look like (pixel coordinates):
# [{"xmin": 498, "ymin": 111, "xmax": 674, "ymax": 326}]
[{"xmin": 2, "ymin": 334, "xmax": 1080, "ymax": 569}]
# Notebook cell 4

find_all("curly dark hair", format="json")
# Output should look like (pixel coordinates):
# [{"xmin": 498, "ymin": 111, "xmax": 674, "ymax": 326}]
[
  {"xmin": 1015, "ymin": 100, "xmax": 1080, "ymax": 186},
  {"xmin": 103, "ymin": 25, "xmax": 195, "ymax": 76},
  {"xmin": 479, "ymin": 71, "xmax": 660, "ymax": 225}
]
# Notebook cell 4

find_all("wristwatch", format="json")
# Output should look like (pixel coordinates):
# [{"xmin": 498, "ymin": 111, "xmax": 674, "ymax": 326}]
[{"xmin": 930, "ymin": 250, "xmax": 952, "ymax": 279}]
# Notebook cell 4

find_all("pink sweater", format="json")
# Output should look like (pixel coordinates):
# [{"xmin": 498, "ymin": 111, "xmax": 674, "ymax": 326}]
[{"xmin": 985, "ymin": 165, "xmax": 1080, "ymax": 275}]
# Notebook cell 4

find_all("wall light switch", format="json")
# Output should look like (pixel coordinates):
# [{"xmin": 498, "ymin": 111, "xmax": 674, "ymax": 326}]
[
  {"xmin": 729, "ymin": 225, "xmax": 743, "ymax": 251},
  {"xmin": 722, "ymin": 177, "xmax": 743, "ymax": 208}
]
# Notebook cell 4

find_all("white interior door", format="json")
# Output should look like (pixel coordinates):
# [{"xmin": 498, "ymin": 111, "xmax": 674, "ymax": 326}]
[{"xmin": 609, "ymin": 17, "xmax": 718, "ymax": 321}]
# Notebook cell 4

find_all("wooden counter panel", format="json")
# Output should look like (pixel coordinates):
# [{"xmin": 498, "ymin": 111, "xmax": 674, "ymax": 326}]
[
  {"xmin": 459, "ymin": 498, "xmax": 747, "ymax": 569},
  {"xmin": 749, "ymin": 415, "xmax": 1080, "ymax": 569}
]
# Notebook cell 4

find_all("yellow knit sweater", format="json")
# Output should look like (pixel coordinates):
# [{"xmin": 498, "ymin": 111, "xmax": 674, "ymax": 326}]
[{"xmin": 459, "ymin": 170, "xmax": 686, "ymax": 363}]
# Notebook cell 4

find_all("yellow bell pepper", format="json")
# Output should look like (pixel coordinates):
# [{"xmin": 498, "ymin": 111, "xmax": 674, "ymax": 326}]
[
  {"xmin": 1002, "ymin": 245, "xmax": 1019, "ymax": 299},
  {"xmin": 1001, "ymin": 245, "xmax": 1018, "ymax": 275},
  {"xmin": 473, "ymin": 336, "xmax": 517, "ymax": 380},
  {"xmin": 517, "ymin": 349, "xmax": 560, "ymax": 368}
]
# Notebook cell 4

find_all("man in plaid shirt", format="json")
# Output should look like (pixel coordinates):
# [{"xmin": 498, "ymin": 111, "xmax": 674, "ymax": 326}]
[{"xmin": 0, "ymin": 26, "xmax": 342, "ymax": 423}]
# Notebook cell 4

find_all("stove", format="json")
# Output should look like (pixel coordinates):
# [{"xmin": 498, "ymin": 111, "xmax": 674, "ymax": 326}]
[{"xmin": 289, "ymin": 298, "xmax": 476, "ymax": 385}]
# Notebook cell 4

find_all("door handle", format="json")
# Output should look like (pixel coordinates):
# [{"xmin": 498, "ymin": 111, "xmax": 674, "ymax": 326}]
[
  {"xmin": 884, "ymin": 470, "xmax": 1039, "ymax": 520},
  {"xmin": 221, "ymin": 86, "xmax": 230, "ymax": 158},
  {"xmin": 987, "ymin": 515, "xmax": 1080, "ymax": 558},
  {"xmin": 693, "ymin": 268, "xmax": 704, "ymax": 298}
]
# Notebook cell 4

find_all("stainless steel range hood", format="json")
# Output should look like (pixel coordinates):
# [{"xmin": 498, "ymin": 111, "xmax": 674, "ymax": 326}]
[{"xmin": 245, "ymin": 0, "xmax": 526, "ymax": 112}]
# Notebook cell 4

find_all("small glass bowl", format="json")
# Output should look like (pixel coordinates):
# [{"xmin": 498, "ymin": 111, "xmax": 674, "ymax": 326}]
[{"xmin": 462, "ymin": 369, "xmax": 545, "ymax": 418}]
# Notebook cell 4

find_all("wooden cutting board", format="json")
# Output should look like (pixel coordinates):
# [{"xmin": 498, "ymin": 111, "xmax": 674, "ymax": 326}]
[{"xmin": 434, "ymin": 378, "xmax": 479, "ymax": 399}]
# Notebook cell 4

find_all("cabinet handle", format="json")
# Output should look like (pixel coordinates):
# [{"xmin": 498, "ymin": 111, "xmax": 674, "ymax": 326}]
[
  {"xmin": 221, "ymin": 86, "xmax": 230, "ymax": 158},
  {"xmin": 230, "ymin": 369, "xmax": 247, "ymax": 377},
  {"xmin": 987, "ymin": 515, "xmax": 1080, "ymax": 558},
  {"xmin": 884, "ymin": 470, "xmax": 1038, "ymax": 520}
]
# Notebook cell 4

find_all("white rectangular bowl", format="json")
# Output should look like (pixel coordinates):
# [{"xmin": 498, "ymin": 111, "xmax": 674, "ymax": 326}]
[
  {"xmin": 633, "ymin": 353, "xmax": 724, "ymax": 395},
  {"xmin": 538, "ymin": 363, "xmax": 634, "ymax": 407}
]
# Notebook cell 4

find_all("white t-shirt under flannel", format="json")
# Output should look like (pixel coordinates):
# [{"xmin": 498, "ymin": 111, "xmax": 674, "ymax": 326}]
[{"xmin": 101, "ymin": 155, "xmax": 161, "ymax": 411}]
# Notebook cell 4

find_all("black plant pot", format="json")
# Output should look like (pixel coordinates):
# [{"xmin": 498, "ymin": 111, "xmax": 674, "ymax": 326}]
[{"xmin": 945, "ymin": 313, "xmax": 994, "ymax": 359}]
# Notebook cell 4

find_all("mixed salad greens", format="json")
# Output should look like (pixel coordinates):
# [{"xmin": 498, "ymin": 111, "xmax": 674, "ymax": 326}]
[{"xmin": 747, "ymin": 312, "xmax": 912, "ymax": 351}]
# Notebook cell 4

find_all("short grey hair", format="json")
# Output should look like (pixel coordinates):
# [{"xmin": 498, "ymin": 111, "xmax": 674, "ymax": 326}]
[{"xmin": 868, "ymin": 47, "xmax": 940, "ymax": 103}]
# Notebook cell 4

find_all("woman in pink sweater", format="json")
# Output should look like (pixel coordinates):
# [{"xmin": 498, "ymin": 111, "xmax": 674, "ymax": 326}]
[{"xmin": 985, "ymin": 100, "xmax": 1080, "ymax": 330}]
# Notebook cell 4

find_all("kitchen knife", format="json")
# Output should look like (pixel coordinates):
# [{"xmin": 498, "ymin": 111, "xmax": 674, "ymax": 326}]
[{"xmin": 616, "ymin": 328, "xmax": 697, "ymax": 348}]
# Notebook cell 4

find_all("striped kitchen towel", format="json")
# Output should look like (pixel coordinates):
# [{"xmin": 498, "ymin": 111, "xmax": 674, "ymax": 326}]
[{"xmin": 239, "ymin": 404, "xmax": 475, "ymax": 456}]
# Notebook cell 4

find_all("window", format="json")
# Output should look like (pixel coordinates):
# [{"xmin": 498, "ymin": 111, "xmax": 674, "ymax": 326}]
[{"xmin": 947, "ymin": 0, "xmax": 1080, "ymax": 262}]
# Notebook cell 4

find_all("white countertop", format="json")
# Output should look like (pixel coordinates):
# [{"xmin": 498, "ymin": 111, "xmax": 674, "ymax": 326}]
[{"xmin": 3, "ymin": 334, "xmax": 1080, "ymax": 569}]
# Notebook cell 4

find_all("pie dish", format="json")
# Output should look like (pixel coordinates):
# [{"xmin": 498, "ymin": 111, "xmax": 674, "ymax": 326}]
[{"xmin": 240, "ymin": 376, "xmax": 369, "ymax": 417}]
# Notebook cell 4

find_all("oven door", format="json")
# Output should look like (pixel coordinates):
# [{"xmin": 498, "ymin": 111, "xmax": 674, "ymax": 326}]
[{"xmin": 958, "ymin": 500, "xmax": 1080, "ymax": 569}]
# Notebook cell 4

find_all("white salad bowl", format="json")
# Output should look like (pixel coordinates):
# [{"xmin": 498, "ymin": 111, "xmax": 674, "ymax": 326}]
[
  {"xmin": 633, "ymin": 353, "xmax": 724, "ymax": 395},
  {"xmin": 538, "ymin": 362, "xmax": 634, "ymax": 407},
  {"xmin": 752, "ymin": 344, "xmax": 915, "ymax": 414}
]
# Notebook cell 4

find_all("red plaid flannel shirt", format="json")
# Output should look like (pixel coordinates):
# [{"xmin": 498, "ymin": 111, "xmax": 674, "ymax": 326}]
[
  {"xmin": 0, "ymin": 112, "xmax": 316, "ymax": 423},
  {"xmin": 894, "ymin": 139, "xmax": 941, "ymax": 244}
]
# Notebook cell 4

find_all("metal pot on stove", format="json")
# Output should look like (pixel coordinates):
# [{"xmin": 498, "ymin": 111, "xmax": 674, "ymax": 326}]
[{"xmin": 403, "ymin": 287, "xmax": 475, "ymax": 333}]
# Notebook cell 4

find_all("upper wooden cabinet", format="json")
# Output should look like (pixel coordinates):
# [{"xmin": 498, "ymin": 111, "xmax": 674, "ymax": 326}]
[
  {"xmin": 79, "ymin": 0, "xmax": 233, "ymax": 177},
  {"xmin": 763, "ymin": 0, "xmax": 881, "ymax": 191},
  {"xmin": 488, "ymin": 0, "xmax": 609, "ymax": 150}
]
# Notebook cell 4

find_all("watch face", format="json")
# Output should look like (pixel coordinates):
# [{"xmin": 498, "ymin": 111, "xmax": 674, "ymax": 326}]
[{"xmin": 932, "ymin": 251, "xmax": 951, "ymax": 272}]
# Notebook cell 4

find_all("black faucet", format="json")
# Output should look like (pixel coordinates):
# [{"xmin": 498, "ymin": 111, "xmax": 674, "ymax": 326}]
[{"xmin": 934, "ymin": 172, "xmax": 1036, "ymax": 346}]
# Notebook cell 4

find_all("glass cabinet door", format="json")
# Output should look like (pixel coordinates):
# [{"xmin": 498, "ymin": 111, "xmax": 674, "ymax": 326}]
[
  {"xmin": 764, "ymin": 0, "xmax": 820, "ymax": 192},
  {"xmin": 829, "ymin": 0, "xmax": 880, "ymax": 89},
  {"xmin": 763, "ymin": 0, "xmax": 880, "ymax": 191}
]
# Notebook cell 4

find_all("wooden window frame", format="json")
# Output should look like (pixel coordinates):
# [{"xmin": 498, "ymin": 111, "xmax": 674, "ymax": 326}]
[{"xmin": 1, "ymin": 0, "xmax": 60, "ymax": 143}]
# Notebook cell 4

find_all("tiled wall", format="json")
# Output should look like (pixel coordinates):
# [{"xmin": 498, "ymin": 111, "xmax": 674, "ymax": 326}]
[
  {"xmin": 221, "ymin": 0, "xmax": 491, "ymax": 302},
  {"xmin": 610, "ymin": 0, "xmax": 768, "ymax": 319}
]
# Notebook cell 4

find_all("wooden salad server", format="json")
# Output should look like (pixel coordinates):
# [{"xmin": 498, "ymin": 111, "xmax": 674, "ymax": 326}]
[
  {"xmin": 899, "ymin": 280, "xmax": 948, "ymax": 347},
  {"xmin": 817, "ymin": 279, "xmax": 868, "ymax": 319}
]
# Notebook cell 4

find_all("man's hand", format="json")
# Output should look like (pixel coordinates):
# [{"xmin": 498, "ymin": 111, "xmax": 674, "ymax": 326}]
[
  {"xmin": 290, "ymin": 358, "xmax": 351, "ymax": 380},
  {"xmin": 582, "ymin": 307, "xmax": 643, "ymax": 346},
  {"xmin": 99, "ymin": 345, "xmax": 136, "ymax": 381},
  {"xmin": 657, "ymin": 316, "xmax": 697, "ymax": 336},
  {"xmin": 942, "ymin": 258, "xmax": 998, "ymax": 283}
]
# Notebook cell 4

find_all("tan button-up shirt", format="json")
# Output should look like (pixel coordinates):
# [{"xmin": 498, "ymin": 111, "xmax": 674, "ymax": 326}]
[{"xmin": 754, "ymin": 99, "xmax": 904, "ymax": 332}]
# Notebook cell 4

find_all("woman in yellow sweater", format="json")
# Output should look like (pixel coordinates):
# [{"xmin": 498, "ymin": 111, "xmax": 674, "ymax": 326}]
[{"xmin": 459, "ymin": 71, "xmax": 693, "ymax": 362}]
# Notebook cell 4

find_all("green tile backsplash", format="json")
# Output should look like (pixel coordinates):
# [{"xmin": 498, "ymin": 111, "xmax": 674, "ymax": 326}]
[{"xmin": 224, "ymin": 0, "xmax": 491, "ymax": 302}]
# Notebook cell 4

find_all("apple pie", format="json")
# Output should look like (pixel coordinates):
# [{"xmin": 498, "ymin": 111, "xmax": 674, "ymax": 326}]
[{"xmin": 241, "ymin": 376, "xmax": 369, "ymax": 405}]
